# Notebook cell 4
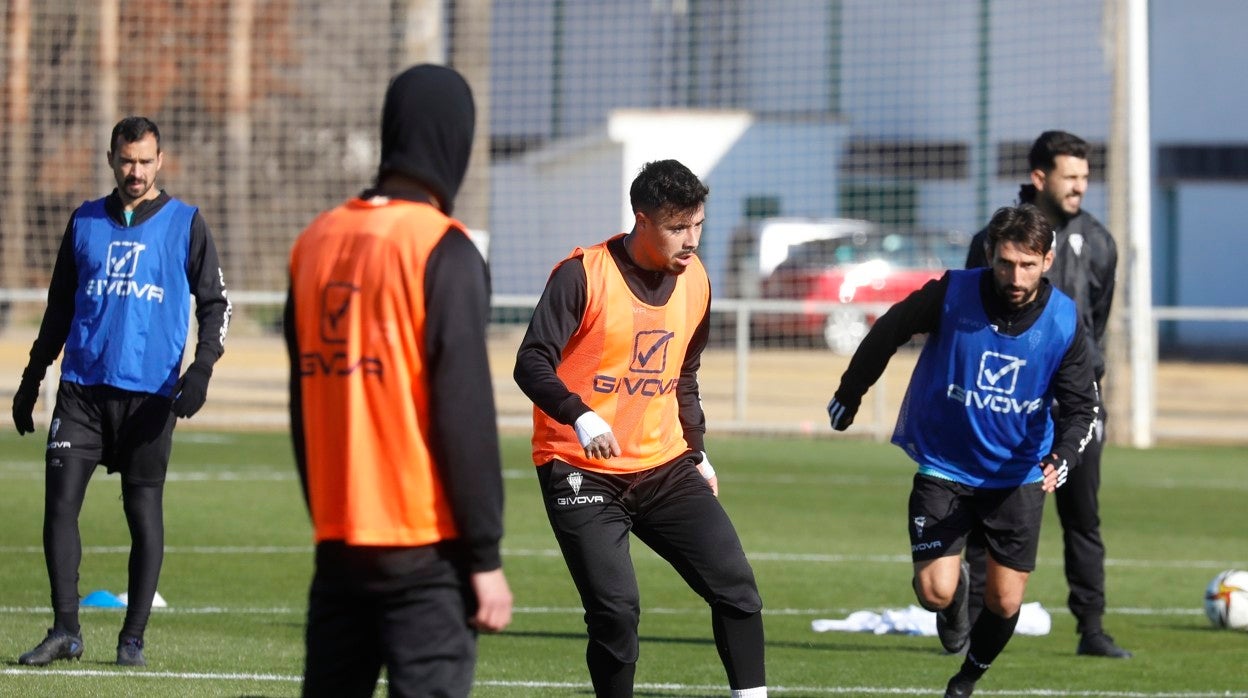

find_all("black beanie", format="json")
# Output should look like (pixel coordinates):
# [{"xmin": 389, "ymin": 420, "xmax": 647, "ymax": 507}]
[{"xmin": 378, "ymin": 64, "xmax": 476, "ymax": 214}]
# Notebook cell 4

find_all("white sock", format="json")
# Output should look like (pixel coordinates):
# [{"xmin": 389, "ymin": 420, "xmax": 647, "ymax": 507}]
[{"xmin": 732, "ymin": 688, "xmax": 767, "ymax": 698}]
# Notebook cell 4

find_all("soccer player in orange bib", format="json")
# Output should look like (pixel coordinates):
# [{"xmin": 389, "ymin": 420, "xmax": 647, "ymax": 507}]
[
  {"xmin": 286, "ymin": 64, "xmax": 511, "ymax": 698},
  {"xmin": 515, "ymin": 159, "xmax": 767, "ymax": 698}
]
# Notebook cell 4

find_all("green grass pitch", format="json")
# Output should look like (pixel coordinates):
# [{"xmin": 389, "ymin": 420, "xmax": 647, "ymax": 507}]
[{"xmin": 1, "ymin": 429, "xmax": 1245, "ymax": 696}]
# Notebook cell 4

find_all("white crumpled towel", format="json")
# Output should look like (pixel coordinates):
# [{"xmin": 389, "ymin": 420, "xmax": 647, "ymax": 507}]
[{"xmin": 811, "ymin": 601, "xmax": 1051, "ymax": 636}]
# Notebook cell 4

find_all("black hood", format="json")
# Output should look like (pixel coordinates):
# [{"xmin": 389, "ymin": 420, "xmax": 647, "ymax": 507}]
[
  {"xmin": 378, "ymin": 64, "xmax": 476, "ymax": 214},
  {"xmin": 1017, "ymin": 183, "xmax": 1038, "ymax": 205}
]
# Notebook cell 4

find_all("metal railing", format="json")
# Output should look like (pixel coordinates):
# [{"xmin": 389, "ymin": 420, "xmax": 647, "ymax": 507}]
[{"xmin": 2, "ymin": 290, "xmax": 1245, "ymax": 445}]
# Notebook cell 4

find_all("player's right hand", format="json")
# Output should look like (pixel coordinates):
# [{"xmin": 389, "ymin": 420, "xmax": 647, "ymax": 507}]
[
  {"xmin": 1039, "ymin": 453, "xmax": 1070, "ymax": 493},
  {"xmin": 469, "ymin": 568, "xmax": 513, "ymax": 633},
  {"xmin": 12, "ymin": 380, "xmax": 39, "ymax": 435},
  {"xmin": 827, "ymin": 394, "xmax": 858, "ymax": 431},
  {"xmin": 574, "ymin": 410, "xmax": 621, "ymax": 460}
]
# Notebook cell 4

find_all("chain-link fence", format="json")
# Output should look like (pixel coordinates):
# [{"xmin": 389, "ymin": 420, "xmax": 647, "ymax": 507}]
[{"xmin": 2, "ymin": 1, "xmax": 1245, "ymax": 443}]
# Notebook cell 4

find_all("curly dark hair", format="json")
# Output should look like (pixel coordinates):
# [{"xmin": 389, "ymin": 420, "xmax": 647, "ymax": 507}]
[{"xmin": 629, "ymin": 159, "xmax": 709, "ymax": 217}]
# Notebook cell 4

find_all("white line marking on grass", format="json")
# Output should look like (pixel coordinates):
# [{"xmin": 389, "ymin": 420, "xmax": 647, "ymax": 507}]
[
  {"xmin": 0, "ymin": 671, "xmax": 1243, "ymax": 697},
  {"xmin": 0, "ymin": 468, "xmax": 298, "ymax": 482},
  {"xmin": 1110, "ymin": 607, "xmax": 1205, "ymax": 616},
  {"xmin": 6, "ymin": 465, "xmax": 1248, "ymax": 494},
  {"xmin": 1, "ymin": 668, "xmax": 299, "ymax": 682},
  {"xmin": 507, "ymin": 606, "xmax": 1205, "ymax": 618},
  {"xmin": 175, "ymin": 434, "xmax": 239, "ymax": 444},
  {"xmin": 0, "ymin": 604, "xmax": 1207, "ymax": 618},
  {"xmin": 166, "ymin": 471, "xmax": 296, "ymax": 481},
  {"xmin": 502, "ymin": 547, "xmax": 566, "ymax": 557},
  {"xmin": 1, "ymin": 545, "xmax": 1241, "ymax": 572},
  {"xmin": 741, "ymin": 551, "xmax": 1248, "ymax": 570},
  {"xmin": 0, "ymin": 606, "xmax": 305, "ymax": 615},
  {"xmin": 509, "ymin": 549, "xmax": 1248, "ymax": 570}
]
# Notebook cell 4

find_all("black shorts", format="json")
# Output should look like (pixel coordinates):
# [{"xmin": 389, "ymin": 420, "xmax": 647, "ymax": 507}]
[
  {"xmin": 907, "ymin": 473, "xmax": 1046, "ymax": 572},
  {"xmin": 536, "ymin": 454, "xmax": 762, "ymax": 660},
  {"xmin": 46, "ymin": 381, "xmax": 176, "ymax": 485},
  {"xmin": 303, "ymin": 541, "xmax": 477, "ymax": 698}
]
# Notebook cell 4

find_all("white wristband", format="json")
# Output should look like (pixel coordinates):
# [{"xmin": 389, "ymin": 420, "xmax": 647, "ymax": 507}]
[
  {"xmin": 573, "ymin": 411, "xmax": 613, "ymax": 448},
  {"xmin": 698, "ymin": 451, "xmax": 716, "ymax": 479}
]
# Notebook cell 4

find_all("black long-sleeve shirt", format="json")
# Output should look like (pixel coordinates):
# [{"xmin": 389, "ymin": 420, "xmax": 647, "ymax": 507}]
[
  {"xmin": 513, "ymin": 235, "xmax": 711, "ymax": 454},
  {"xmin": 22, "ymin": 190, "xmax": 230, "ymax": 385},
  {"xmin": 283, "ymin": 184, "xmax": 504, "ymax": 572},
  {"xmin": 836, "ymin": 270, "xmax": 1098, "ymax": 468}
]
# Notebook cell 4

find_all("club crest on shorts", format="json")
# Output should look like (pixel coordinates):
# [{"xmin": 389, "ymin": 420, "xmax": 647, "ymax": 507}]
[
  {"xmin": 557, "ymin": 470, "xmax": 603, "ymax": 507},
  {"xmin": 913, "ymin": 516, "xmax": 926, "ymax": 539}
]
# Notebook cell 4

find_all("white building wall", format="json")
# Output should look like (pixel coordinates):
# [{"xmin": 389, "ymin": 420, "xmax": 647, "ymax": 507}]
[
  {"xmin": 490, "ymin": 110, "xmax": 848, "ymax": 295},
  {"xmin": 489, "ymin": 137, "xmax": 625, "ymax": 296}
]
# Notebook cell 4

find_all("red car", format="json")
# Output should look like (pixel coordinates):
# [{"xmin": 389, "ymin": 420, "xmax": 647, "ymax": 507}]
[{"xmin": 753, "ymin": 228, "xmax": 970, "ymax": 353}]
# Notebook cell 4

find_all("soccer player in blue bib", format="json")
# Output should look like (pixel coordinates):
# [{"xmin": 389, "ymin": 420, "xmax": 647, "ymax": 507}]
[
  {"xmin": 965, "ymin": 131, "xmax": 1127, "ymax": 659},
  {"xmin": 825, "ymin": 204, "xmax": 1098, "ymax": 698},
  {"xmin": 11, "ymin": 117, "xmax": 231, "ymax": 668}
]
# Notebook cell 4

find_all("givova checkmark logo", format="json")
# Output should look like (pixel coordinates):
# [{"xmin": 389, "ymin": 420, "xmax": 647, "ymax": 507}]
[
  {"xmin": 320, "ymin": 282, "xmax": 358, "ymax": 343},
  {"xmin": 106, "ymin": 241, "xmax": 146, "ymax": 278},
  {"xmin": 976, "ymin": 351, "xmax": 1027, "ymax": 394},
  {"xmin": 630, "ymin": 330, "xmax": 675, "ymax": 374}
]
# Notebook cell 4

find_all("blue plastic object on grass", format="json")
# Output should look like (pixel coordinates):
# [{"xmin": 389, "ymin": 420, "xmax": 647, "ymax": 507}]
[{"xmin": 81, "ymin": 590, "xmax": 126, "ymax": 608}]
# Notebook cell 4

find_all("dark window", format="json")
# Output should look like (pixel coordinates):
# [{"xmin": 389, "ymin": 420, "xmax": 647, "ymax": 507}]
[
  {"xmin": 743, "ymin": 196, "xmax": 782, "ymax": 220},
  {"xmin": 1157, "ymin": 144, "xmax": 1248, "ymax": 182},
  {"xmin": 839, "ymin": 182, "xmax": 917, "ymax": 228},
  {"xmin": 840, "ymin": 140, "xmax": 968, "ymax": 179},
  {"xmin": 490, "ymin": 134, "xmax": 546, "ymax": 160},
  {"xmin": 996, "ymin": 140, "xmax": 1107, "ymax": 180}
]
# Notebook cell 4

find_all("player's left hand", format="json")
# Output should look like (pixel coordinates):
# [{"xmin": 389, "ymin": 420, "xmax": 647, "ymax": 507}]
[
  {"xmin": 697, "ymin": 451, "xmax": 719, "ymax": 497},
  {"xmin": 469, "ymin": 568, "xmax": 513, "ymax": 633},
  {"xmin": 172, "ymin": 362, "xmax": 213, "ymax": 418},
  {"xmin": 1039, "ymin": 453, "xmax": 1069, "ymax": 493}
]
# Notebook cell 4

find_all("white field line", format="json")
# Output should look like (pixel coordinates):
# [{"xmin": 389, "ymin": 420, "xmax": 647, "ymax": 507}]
[
  {"xmin": 0, "ymin": 670, "xmax": 1243, "ymax": 697},
  {"xmin": 0, "ymin": 604, "xmax": 1206, "ymax": 618},
  {"xmin": 1, "ymin": 545, "xmax": 1241, "ymax": 571},
  {"xmin": 1, "ymin": 464, "xmax": 1247, "ymax": 493}
]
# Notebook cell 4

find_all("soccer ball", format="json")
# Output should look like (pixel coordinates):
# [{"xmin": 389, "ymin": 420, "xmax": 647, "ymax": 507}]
[{"xmin": 1204, "ymin": 569, "xmax": 1248, "ymax": 631}]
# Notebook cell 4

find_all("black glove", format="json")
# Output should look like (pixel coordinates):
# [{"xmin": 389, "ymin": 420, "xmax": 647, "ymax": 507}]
[
  {"xmin": 826, "ymin": 392, "xmax": 860, "ymax": 431},
  {"xmin": 1040, "ymin": 453, "xmax": 1070, "ymax": 489},
  {"xmin": 172, "ymin": 362, "xmax": 213, "ymax": 418},
  {"xmin": 12, "ymin": 377, "xmax": 40, "ymax": 435}
]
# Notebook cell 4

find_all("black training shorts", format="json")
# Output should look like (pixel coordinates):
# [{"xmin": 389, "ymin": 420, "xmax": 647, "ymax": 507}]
[
  {"xmin": 907, "ymin": 472, "xmax": 1046, "ymax": 572},
  {"xmin": 46, "ymin": 381, "xmax": 176, "ymax": 485}
]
